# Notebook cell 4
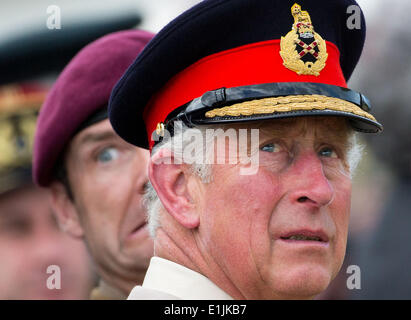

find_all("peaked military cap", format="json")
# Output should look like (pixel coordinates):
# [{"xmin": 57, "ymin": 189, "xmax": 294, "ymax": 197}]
[{"xmin": 108, "ymin": 0, "xmax": 383, "ymax": 150}]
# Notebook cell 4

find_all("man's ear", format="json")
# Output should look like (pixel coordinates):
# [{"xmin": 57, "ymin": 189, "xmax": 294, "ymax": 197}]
[
  {"xmin": 149, "ymin": 149, "xmax": 200, "ymax": 229},
  {"xmin": 49, "ymin": 181, "xmax": 84, "ymax": 238}
]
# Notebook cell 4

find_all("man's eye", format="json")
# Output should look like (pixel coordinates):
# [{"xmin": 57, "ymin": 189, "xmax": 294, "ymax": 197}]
[
  {"xmin": 260, "ymin": 143, "xmax": 281, "ymax": 153},
  {"xmin": 318, "ymin": 146, "xmax": 337, "ymax": 158},
  {"xmin": 97, "ymin": 147, "xmax": 119, "ymax": 163}
]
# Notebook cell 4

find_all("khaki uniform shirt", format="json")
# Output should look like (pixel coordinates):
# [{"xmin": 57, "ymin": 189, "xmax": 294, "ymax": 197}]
[{"xmin": 90, "ymin": 279, "xmax": 127, "ymax": 300}]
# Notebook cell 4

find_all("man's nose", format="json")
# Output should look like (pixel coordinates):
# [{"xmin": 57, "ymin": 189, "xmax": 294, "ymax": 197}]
[
  {"xmin": 31, "ymin": 225, "xmax": 66, "ymax": 265},
  {"xmin": 288, "ymin": 151, "xmax": 334, "ymax": 208}
]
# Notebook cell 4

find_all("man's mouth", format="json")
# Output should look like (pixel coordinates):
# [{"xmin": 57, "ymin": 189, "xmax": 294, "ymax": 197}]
[
  {"xmin": 279, "ymin": 230, "xmax": 329, "ymax": 243},
  {"xmin": 282, "ymin": 235, "xmax": 322, "ymax": 241},
  {"xmin": 131, "ymin": 222, "xmax": 146, "ymax": 234},
  {"xmin": 126, "ymin": 221, "xmax": 148, "ymax": 241}
]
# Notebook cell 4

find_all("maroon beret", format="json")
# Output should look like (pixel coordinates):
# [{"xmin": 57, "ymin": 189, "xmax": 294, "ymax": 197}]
[{"xmin": 33, "ymin": 29, "xmax": 154, "ymax": 186}]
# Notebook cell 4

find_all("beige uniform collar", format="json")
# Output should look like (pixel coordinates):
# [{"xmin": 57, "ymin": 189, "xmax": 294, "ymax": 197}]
[
  {"xmin": 140, "ymin": 257, "xmax": 233, "ymax": 300},
  {"xmin": 90, "ymin": 279, "xmax": 127, "ymax": 300}
]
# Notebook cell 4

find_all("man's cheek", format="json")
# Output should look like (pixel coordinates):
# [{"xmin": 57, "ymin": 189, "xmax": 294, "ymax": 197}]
[
  {"xmin": 335, "ymin": 183, "xmax": 351, "ymax": 234},
  {"xmin": 329, "ymin": 184, "xmax": 351, "ymax": 274}
]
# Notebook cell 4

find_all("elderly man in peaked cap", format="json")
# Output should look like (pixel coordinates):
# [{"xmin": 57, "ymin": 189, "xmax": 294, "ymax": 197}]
[
  {"xmin": 109, "ymin": 0, "xmax": 382, "ymax": 300},
  {"xmin": 33, "ymin": 30, "xmax": 155, "ymax": 299}
]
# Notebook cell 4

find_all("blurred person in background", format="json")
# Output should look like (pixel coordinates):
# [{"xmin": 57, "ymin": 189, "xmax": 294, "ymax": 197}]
[
  {"xmin": 318, "ymin": 0, "xmax": 411, "ymax": 299},
  {"xmin": 347, "ymin": 0, "xmax": 411, "ymax": 299},
  {"xmin": 33, "ymin": 30, "xmax": 155, "ymax": 299},
  {"xmin": 0, "ymin": 84, "xmax": 95, "ymax": 299}
]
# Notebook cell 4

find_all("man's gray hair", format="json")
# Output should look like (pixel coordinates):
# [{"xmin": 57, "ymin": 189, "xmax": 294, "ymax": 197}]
[{"xmin": 143, "ymin": 122, "xmax": 363, "ymax": 238}]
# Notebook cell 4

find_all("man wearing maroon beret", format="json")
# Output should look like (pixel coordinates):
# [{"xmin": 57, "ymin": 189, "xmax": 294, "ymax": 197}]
[
  {"xmin": 33, "ymin": 30, "xmax": 155, "ymax": 299},
  {"xmin": 0, "ymin": 84, "xmax": 95, "ymax": 299}
]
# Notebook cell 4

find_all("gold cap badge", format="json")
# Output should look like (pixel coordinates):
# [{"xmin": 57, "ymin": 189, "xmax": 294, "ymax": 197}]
[{"xmin": 280, "ymin": 3, "xmax": 328, "ymax": 76}]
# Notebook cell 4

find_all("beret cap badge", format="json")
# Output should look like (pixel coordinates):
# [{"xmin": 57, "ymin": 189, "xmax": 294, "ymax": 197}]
[{"xmin": 280, "ymin": 3, "xmax": 328, "ymax": 76}]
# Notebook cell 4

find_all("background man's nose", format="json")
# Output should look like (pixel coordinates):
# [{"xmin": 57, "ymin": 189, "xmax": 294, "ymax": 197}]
[{"xmin": 31, "ymin": 224, "xmax": 67, "ymax": 267}]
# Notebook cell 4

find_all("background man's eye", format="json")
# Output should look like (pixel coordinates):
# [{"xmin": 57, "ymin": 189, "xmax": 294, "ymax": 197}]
[
  {"xmin": 318, "ymin": 147, "xmax": 337, "ymax": 158},
  {"xmin": 1, "ymin": 219, "xmax": 31, "ymax": 237},
  {"xmin": 261, "ymin": 143, "xmax": 279, "ymax": 153},
  {"xmin": 97, "ymin": 147, "xmax": 119, "ymax": 163}
]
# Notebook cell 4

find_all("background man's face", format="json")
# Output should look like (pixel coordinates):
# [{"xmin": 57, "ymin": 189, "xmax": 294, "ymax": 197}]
[
  {"xmin": 65, "ymin": 119, "xmax": 153, "ymax": 288},
  {"xmin": 198, "ymin": 117, "xmax": 352, "ymax": 299},
  {"xmin": 0, "ymin": 185, "xmax": 94, "ymax": 299}
]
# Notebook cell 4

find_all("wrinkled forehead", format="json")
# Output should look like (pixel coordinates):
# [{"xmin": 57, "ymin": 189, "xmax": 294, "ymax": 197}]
[{"xmin": 225, "ymin": 116, "xmax": 350, "ymax": 141}]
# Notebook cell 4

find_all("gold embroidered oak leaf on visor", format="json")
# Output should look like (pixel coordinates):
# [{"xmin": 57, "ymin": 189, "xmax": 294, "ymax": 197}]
[{"xmin": 204, "ymin": 95, "xmax": 376, "ymax": 121}]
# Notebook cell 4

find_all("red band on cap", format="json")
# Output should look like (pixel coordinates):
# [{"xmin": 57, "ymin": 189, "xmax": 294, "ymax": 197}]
[{"xmin": 144, "ymin": 39, "xmax": 346, "ymax": 149}]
